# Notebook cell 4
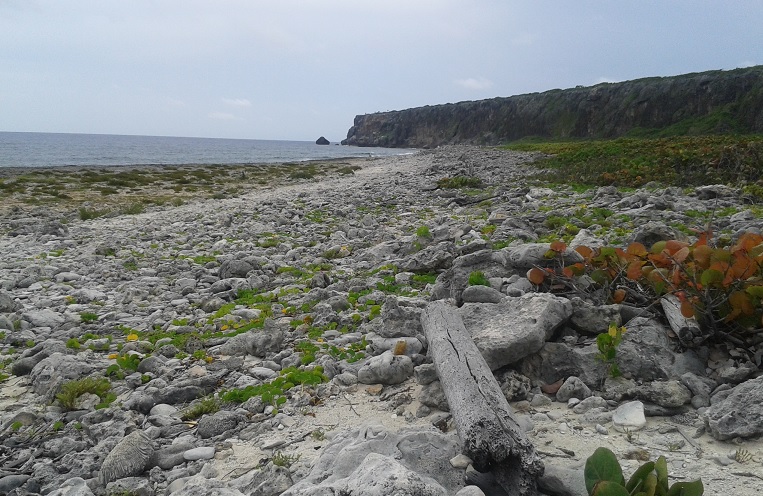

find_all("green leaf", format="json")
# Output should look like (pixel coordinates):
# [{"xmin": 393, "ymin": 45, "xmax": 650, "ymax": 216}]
[
  {"xmin": 591, "ymin": 481, "xmax": 631, "ymax": 496},
  {"xmin": 666, "ymin": 480, "xmax": 704, "ymax": 496},
  {"xmin": 625, "ymin": 461, "xmax": 655, "ymax": 493},
  {"xmin": 655, "ymin": 456, "xmax": 669, "ymax": 493},
  {"xmin": 585, "ymin": 447, "xmax": 625, "ymax": 495},
  {"xmin": 745, "ymin": 285, "xmax": 763, "ymax": 298},
  {"xmin": 700, "ymin": 269, "xmax": 724, "ymax": 287}
]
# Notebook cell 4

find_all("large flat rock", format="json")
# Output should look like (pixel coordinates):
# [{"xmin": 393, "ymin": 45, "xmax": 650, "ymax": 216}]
[{"xmin": 459, "ymin": 293, "xmax": 572, "ymax": 370}]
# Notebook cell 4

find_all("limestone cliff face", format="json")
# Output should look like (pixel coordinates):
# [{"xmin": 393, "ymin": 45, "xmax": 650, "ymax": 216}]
[{"xmin": 342, "ymin": 66, "xmax": 763, "ymax": 148}]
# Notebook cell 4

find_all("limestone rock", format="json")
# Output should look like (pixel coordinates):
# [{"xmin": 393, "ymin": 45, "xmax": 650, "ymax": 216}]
[
  {"xmin": 704, "ymin": 375, "xmax": 763, "ymax": 440},
  {"xmin": 357, "ymin": 350, "xmax": 414, "ymax": 385},
  {"xmin": 460, "ymin": 293, "xmax": 572, "ymax": 370},
  {"xmin": 99, "ymin": 430, "xmax": 154, "ymax": 485},
  {"xmin": 612, "ymin": 401, "xmax": 646, "ymax": 432}
]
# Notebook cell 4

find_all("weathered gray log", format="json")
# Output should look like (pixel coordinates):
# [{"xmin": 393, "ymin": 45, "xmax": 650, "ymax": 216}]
[
  {"xmin": 421, "ymin": 300, "xmax": 544, "ymax": 496},
  {"xmin": 661, "ymin": 294, "xmax": 705, "ymax": 347}
]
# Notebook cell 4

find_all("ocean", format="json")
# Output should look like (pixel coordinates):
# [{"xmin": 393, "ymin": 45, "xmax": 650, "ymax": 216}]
[{"xmin": 0, "ymin": 132, "xmax": 416, "ymax": 168}]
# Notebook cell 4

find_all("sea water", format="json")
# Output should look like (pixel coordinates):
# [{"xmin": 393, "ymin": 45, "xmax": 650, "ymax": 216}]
[{"xmin": 0, "ymin": 132, "xmax": 416, "ymax": 168}]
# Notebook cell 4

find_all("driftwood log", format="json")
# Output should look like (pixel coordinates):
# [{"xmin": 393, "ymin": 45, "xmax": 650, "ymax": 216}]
[
  {"xmin": 661, "ymin": 294, "xmax": 705, "ymax": 347},
  {"xmin": 421, "ymin": 300, "xmax": 544, "ymax": 496}
]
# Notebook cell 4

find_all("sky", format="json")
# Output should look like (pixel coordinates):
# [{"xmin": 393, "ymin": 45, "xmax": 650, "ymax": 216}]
[{"xmin": 1, "ymin": 1, "xmax": 762, "ymax": 142}]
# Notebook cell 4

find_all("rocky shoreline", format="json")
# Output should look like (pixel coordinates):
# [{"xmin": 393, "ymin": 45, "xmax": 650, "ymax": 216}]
[{"xmin": 2, "ymin": 146, "xmax": 763, "ymax": 495}]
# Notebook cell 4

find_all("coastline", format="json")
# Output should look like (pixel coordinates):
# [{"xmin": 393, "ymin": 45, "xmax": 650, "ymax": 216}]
[{"xmin": 2, "ymin": 146, "xmax": 763, "ymax": 495}]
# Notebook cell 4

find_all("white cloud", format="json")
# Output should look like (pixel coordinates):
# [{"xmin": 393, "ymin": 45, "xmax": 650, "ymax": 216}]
[
  {"xmin": 455, "ymin": 77, "xmax": 494, "ymax": 90},
  {"xmin": 208, "ymin": 111, "xmax": 239, "ymax": 121},
  {"xmin": 167, "ymin": 98, "xmax": 186, "ymax": 108},
  {"xmin": 222, "ymin": 98, "xmax": 252, "ymax": 107}
]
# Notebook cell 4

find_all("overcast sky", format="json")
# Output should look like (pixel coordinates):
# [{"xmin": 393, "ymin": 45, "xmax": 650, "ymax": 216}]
[{"xmin": 1, "ymin": 1, "xmax": 761, "ymax": 142}]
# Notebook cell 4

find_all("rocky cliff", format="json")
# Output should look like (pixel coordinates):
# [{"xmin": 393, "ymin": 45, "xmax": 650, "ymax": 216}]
[{"xmin": 342, "ymin": 66, "xmax": 763, "ymax": 148}]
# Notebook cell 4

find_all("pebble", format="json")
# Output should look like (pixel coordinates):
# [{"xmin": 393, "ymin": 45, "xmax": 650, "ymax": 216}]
[{"xmin": 183, "ymin": 446, "xmax": 216, "ymax": 461}]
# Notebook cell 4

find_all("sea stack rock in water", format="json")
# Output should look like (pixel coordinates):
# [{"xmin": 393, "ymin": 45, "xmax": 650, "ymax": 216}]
[{"xmin": 316, "ymin": 136, "xmax": 330, "ymax": 145}]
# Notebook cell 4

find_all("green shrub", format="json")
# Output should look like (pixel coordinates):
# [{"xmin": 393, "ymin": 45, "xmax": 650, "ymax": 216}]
[
  {"xmin": 79, "ymin": 207, "xmax": 109, "ymax": 220},
  {"xmin": 584, "ymin": 447, "xmax": 703, "ymax": 495},
  {"xmin": 468, "ymin": 271, "xmax": 490, "ymax": 287},
  {"xmin": 79, "ymin": 312, "xmax": 98, "ymax": 324},
  {"xmin": 56, "ymin": 377, "xmax": 113, "ymax": 411},
  {"xmin": 180, "ymin": 396, "xmax": 220, "ymax": 420}
]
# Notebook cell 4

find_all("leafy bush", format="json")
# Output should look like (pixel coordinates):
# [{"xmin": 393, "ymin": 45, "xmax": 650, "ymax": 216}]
[
  {"xmin": 181, "ymin": 396, "xmax": 220, "ymax": 420},
  {"xmin": 527, "ymin": 233, "xmax": 763, "ymax": 349},
  {"xmin": 79, "ymin": 207, "xmax": 109, "ymax": 220},
  {"xmin": 468, "ymin": 271, "xmax": 490, "ymax": 287},
  {"xmin": 506, "ymin": 135, "xmax": 763, "ymax": 189},
  {"xmin": 79, "ymin": 312, "xmax": 98, "ymax": 323},
  {"xmin": 584, "ymin": 447, "xmax": 702, "ymax": 495},
  {"xmin": 56, "ymin": 377, "xmax": 113, "ymax": 411}
]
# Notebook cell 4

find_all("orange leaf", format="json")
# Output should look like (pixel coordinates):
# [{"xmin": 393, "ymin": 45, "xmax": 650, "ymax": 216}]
[
  {"xmin": 626, "ymin": 261, "xmax": 644, "ymax": 281},
  {"xmin": 695, "ymin": 230, "xmax": 712, "ymax": 247},
  {"xmin": 626, "ymin": 242, "xmax": 648, "ymax": 258},
  {"xmin": 665, "ymin": 240, "xmax": 689, "ymax": 255},
  {"xmin": 575, "ymin": 245, "xmax": 593, "ymax": 259},
  {"xmin": 729, "ymin": 290, "xmax": 755, "ymax": 316},
  {"xmin": 732, "ymin": 253, "xmax": 758, "ymax": 279},
  {"xmin": 549, "ymin": 240, "xmax": 567, "ymax": 253},
  {"xmin": 693, "ymin": 244, "xmax": 713, "ymax": 269},
  {"xmin": 527, "ymin": 268, "xmax": 545, "ymax": 285},
  {"xmin": 562, "ymin": 266, "xmax": 574, "ymax": 278},
  {"xmin": 733, "ymin": 232, "xmax": 763, "ymax": 254},
  {"xmin": 672, "ymin": 246, "xmax": 690, "ymax": 263},
  {"xmin": 680, "ymin": 299, "xmax": 695, "ymax": 318},
  {"xmin": 612, "ymin": 288, "xmax": 626, "ymax": 303}
]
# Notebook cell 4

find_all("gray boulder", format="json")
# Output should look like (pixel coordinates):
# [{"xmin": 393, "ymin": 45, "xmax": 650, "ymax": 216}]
[
  {"xmin": 99, "ymin": 430, "xmax": 154, "ymax": 485},
  {"xmin": 22, "ymin": 308, "xmax": 65, "ymax": 328},
  {"xmin": 504, "ymin": 243, "xmax": 583, "ymax": 270},
  {"xmin": 30, "ymin": 352, "xmax": 94, "ymax": 402},
  {"xmin": 636, "ymin": 380, "xmax": 692, "ymax": 408},
  {"xmin": 704, "ymin": 375, "xmax": 763, "ymax": 440},
  {"xmin": 46, "ymin": 477, "xmax": 95, "ymax": 496},
  {"xmin": 169, "ymin": 475, "xmax": 245, "ymax": 495},
  {"xmin": 339, "ymin": 453, "xmax": 449, "ymax": 496},
  {"xmin": 357, "ymin": 350, "xmax": 414, "ymax": 385},
  {"xmin": 556, "ymin": 376, "xmax": 592, "ymax": 402},
  {"xmin": 217, "ymin": 321, "xmax": 284, "ymax": 357},
  {"xmin": 281, "ymin": 424, "xmax": 461, "ymax": 496},
  {"xmin": 460, "ymin": 293, "xmax": 572, "ymax": 370},
  {"xmin": 378, "ymin": 297, "xmax": 424, "ymax": 338},
  {"xmin": 197, "ymin": 410, "xmax": 243, "ymax": 439},
  {"xmin": 461, "ymin": 285, "xmax": 505, "ymax": 303},
  {"xmin": 395, "ymin": 241, "xmax": 455, "ymax": 272}
]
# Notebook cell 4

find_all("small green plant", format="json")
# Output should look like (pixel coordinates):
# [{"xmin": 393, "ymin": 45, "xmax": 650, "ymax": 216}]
[
  {"xmin": 52, "ymin": 420, "xmax": 65, "ymax": 432},
  {"xmin": 310, "ymin": 428, "xmax": 326, "ymax": 441},
  {"xmin": 79, "ymin": 207, "xmax": 109, "ymax": 220},
  {"xmin": 80, "ymin": 312, "xmax": 98, "ymax": 324},
  {"xmin": 584, "ymin": 447, "xmax": 703, "ymax": 495},
  {"xmin": 468, "ymin": 270, "xmax": 490, "ymax": 287},
  {"xmin": 55, "ymin": 377, "xmax": 113, "ymax": 411},
  {"xmin": 10, "ymin": 421, "xmax": 23, "ymax": 432},
  {"xmin": 122, "ymin": 202, "xmax": 145, "ymax": 215},
  {"xmin": 272, "ymin": 451, "xmax": 301, "ymax": 468},
  {"xmin": 180, "ymin": 396, "xmax": 220, "ymax": 421},
  {"xmin": 596, "ymin": 323, "xmax": 626, "ymax": 378},
  {"xmin": 416, "ymin": 225, "xmax": 431, "ymax": 238}
]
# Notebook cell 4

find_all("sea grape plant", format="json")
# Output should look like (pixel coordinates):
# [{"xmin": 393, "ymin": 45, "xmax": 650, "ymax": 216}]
[
  {"xmin": 527, "ymin": 232, "xmax": 763, "ymax": 348},
  {"xmin": 584, "ymin": 447, "xmax": 703, "ymax": 496}
]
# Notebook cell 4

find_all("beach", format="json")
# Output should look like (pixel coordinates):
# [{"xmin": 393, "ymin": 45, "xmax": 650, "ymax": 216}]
[{"xmin": 2, "ymin": 146, "xmax": 763, "ymax": 495}]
